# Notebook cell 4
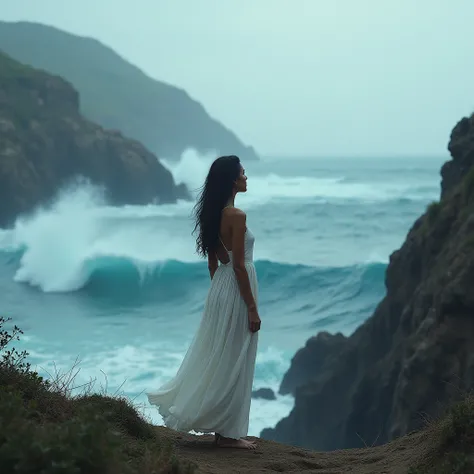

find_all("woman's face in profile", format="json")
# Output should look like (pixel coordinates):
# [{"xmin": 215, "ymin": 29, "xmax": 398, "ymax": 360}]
[{"xmin": 234, "ymin": 165, "xmax": 247, "ymax": 193}]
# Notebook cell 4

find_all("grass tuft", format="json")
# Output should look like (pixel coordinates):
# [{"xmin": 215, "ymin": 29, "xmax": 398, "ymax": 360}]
[{"xmin": 408, "ymin": 394, "xmax": 474, "ymax": 473}]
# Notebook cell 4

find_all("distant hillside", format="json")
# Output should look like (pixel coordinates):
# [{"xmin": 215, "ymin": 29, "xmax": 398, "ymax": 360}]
[{"xmin": 0, "ymin": 21, "xmax": 259, "ymax": 161}]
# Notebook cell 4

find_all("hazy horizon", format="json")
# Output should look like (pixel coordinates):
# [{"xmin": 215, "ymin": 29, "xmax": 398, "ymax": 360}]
[{"xmin": 2, "ymin": 1, "xmax": 473, "ymax": 158}]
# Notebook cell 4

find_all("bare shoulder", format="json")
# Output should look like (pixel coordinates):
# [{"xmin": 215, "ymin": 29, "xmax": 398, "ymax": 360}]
[
  {"xmin": 224, "ymin": 207, "xmax": 246, "ymax": 228},
  {"xmin": 227, "ymin": 207, "xmax": 246, "ymax": 220},
  {"xmin": 223, "ymin": 206, "xmax": 245, "ymax": 217}
]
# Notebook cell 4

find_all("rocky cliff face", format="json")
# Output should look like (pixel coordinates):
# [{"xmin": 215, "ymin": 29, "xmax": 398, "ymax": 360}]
[
  {"xmin": 261, "ymin": 114, "xmax": 474, "ymax": 451},
  {"xmin": 0, "ymin": 51, "xmax": 189, "ymax": 228}
]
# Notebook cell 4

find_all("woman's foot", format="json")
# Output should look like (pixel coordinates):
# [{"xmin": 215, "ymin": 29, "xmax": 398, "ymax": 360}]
[{"xmin": 215, "ymin": 434, "xmax": 257, "ymax": 449}]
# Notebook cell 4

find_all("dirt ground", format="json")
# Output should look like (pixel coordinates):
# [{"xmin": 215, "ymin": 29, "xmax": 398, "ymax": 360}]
[{"xmin": 155, "ymin": 426, "xmax": 433, "ymax": 474}]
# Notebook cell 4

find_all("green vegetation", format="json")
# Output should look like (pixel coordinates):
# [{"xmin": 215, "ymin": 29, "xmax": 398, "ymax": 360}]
[
  {"xmin": 426, "ymin": 201, "xmax": 442, "ymax": 224},
  {"xmin": 461, "ymin": 166, "xmax": 474, "ymax": 204},
  {"xmin": 418, "ymin": 201, "xmax": 442, "ymax": 239},
  {"xmin": 408, "ymin": 395, "xmax": 474, "ymax": 474},
  {"xmin": 0, "ymin": 49, "xmax": 38, "ymax": 79},
  {"xmin": 0, "ymin": 51, "xmax": 53, "ymax": 128},
  {"xmin": 0, "ymin": 21, "xmax": 258, "ymax": 160},
  {"xmin": 0, "ymin": 317, "xmax": 195, "ymax": 474}
]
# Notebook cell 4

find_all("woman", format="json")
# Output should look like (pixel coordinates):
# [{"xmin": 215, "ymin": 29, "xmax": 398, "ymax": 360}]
[{"xmin": 147, "ymin": 155, "xmax": 261, "ymax": 450}]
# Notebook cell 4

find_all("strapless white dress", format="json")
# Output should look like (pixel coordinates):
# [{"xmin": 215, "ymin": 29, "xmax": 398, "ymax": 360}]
[{"xmin": 147, "ymin": 228, "xmax": 259, "ymax": 439}]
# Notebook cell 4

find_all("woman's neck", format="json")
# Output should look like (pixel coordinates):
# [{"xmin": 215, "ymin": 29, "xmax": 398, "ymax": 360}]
[{"xmin": 225, "ymin": 194, "xmax": 236, "ymax": 208}]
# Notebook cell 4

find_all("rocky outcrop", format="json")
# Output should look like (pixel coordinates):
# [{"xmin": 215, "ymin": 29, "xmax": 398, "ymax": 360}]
[
  {"xmin": 279, "ymin": 332, "xmax": 347, "ymax": 396},
  {"xmin": 0, "ymin": 51, "xmax": 189, "ymax": 227},
  {"xmin": 0, "ymin": 21, "xmax": 259, "ymax": 161},
  {"xmin": 251, "ymin": 388, "xmax": 276, "ymax": 400},
  {"xmin": 261, "ymin": 113, "xmax": 474, "ymax": 451},
  {"xmin": 441, "ymin": 116, "xmax": 474, "ymax": 197}
]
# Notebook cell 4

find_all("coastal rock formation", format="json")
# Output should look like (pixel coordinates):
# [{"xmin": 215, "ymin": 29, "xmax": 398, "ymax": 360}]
[
  {"xmin": 251, "ymin": 387, "xmax": 276, "ymax": 400},
  {"xmin": 261, "ymin": 113, "xmax": 474, "ymax": 451},
  {"xmin": 0, "ymin": 21, "xmax": 259, "ymax": 161},
  {"xmin": 0, "ymin": 51, "xmax": 189, "ymax": 227},
  {"xmin": 279, "ymin": 331, "xmax": 347, "ymax": 396}
]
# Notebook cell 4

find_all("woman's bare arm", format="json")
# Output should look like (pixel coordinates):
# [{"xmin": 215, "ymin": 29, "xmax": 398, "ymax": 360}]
[
  {"xmin": 231, "ymin": 211, "xmax": 257, "ymax": 310},
  {"xmin": 208, "ymin": 251, "xmax": 218, "ymax": 280}
]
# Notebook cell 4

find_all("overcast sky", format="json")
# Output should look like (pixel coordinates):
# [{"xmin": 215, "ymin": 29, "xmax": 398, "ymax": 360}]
[{"xmin": 2, "ymin": 1, "xmax": 473, "ymax": 157}]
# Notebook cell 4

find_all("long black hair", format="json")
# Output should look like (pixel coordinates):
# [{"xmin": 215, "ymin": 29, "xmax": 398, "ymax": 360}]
[{"xmin": 192, "ymin": 155, "xmax": 242, "ymax": 257}]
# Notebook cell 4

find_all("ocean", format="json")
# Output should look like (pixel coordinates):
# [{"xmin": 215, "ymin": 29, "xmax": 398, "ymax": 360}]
[{"xmin": 0, "ymin": 151, "xmax": 445, "ymax": 436}]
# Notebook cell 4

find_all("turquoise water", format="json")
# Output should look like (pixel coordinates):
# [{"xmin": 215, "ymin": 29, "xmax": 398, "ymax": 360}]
[{"xmin": 0, "ymin": 152, "xmax": 445, "ymax": 435}]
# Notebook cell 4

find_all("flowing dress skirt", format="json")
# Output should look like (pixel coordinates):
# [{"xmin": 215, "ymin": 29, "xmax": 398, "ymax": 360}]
[{"xmin": 147, "ymin": 261, "xmax": 258, "ymax": 439}]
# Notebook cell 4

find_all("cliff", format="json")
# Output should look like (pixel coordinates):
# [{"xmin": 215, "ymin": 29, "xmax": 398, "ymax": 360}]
[
  {"xmin": 261, "ymin": 114, "xmax": 474, "ymax": 451},
  {"xmin": 0, "ymin": 50, "xmax": 189, "ymax": 227},
  {"xmin": 0, "ymin": 21, "xmax": 259, "ymax": 161}
]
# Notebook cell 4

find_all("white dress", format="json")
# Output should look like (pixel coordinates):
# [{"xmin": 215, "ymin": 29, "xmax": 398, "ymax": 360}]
[{"xmin": 147, "ymin": 228, "xmax": 259, "ymax": 439}]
